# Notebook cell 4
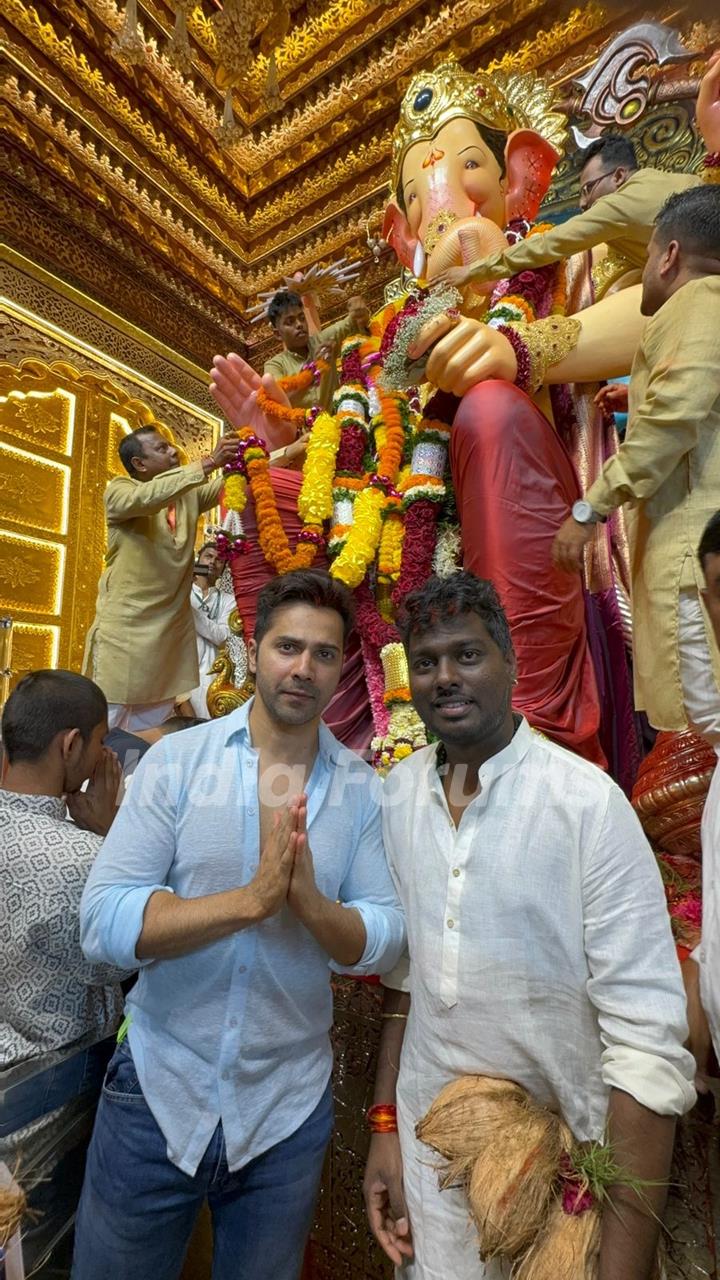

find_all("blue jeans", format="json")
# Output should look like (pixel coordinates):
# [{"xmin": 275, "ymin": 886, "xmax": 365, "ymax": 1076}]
[
  {"xmin": 0, "ymin": 1036, "xmax": 114, "ymax": 1136},
  {"xmin": 71, "ymin": 1042, "xmax": 333, "ymax": 1280}
]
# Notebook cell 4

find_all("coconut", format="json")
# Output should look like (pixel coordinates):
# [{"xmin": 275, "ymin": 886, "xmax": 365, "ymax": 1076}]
[
  {"xmin": 466, "ymin": 1103, "xmax": 564, "ymax": 1260},
  {"xmin": 0, "ymin": 1178, "xmax": 26, "ymax": 1248},
  {"xmin": 513, "ymin": 1197, "xmax": 601, "ymax": 1279},
  {"xmin": 416, "ymin": 1075, "xmax": 526, "ymax": 1162}
]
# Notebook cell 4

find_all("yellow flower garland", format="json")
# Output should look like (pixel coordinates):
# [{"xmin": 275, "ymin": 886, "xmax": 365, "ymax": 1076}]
[
  {"xmin": 332, "ymin": 486, "xmax": 386, "ymax": 588},
  {"xmin": 224, "ymin": 472, "xmax": 247, "ymax": 511},
  {"xmin": 297, "ymin": 411, "xmax": 341, "ymax": 527}
]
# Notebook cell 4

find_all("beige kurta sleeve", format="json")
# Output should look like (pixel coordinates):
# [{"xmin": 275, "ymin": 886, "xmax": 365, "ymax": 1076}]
[
  {"xmin": 586, "ymin": 288, "xmax": 720, "ymax": 517},
  {"xmin": 473, "ymin": 171, "xmax": 663, "ymax": 283},
  {"xmin": 105, "ymin": 461, "xmax": 210, "ymax": 523},
  {"xmin": 317, "ymin": 314, "xmax": 356, "ymax": 345},
  {"xmin": 196, "ymin": 473, "xmax": 224, "ymax": 513}
]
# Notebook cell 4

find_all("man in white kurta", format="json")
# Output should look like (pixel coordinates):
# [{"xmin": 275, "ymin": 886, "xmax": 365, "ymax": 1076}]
[
  {"xmin": 187, "ymin": 542, "xmax": 235, "ymax": 718},
  {"xmin": 83, "ymin": 427, "xmax": 236, "ymax": 730},
  {"xmin": 367, "ymin": 573, "xmax": 695, "ymax": 1280}
]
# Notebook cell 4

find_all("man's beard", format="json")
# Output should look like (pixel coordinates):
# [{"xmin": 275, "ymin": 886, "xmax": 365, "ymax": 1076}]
[
  {"xmin": 255, "ymin": 672, "xmax": 320, "ymax": 726},
  {"xmin": 428, "ymin": 685, "xmax": 512, "ymax": 749}
]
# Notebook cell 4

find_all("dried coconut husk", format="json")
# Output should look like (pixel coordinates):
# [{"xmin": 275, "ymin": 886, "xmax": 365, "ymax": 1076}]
[
  {"xmin": 0, "ymin": 1178, "xmax": 27, "ymax": 1247},
  {"xmin": 416, "ymin": 1075, "xmax": 527, "ymax": 1165},
  {"xmin": 465, "ymin": 1104, "xmax": 565, "ymax": 1260},
  {"xmin": 513, "ymin": 1197, "xmax": 601, "ymax": 1280}
]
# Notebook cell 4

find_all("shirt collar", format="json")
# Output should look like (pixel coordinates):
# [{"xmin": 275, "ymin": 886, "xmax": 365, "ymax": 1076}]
[
  {"xmin": 223, "ymin": 697, "xmax": 342, "ymax": 766},
  {"xmin": 0, "ymin": 789, "xmax": 67, "ymax": 820},
  {"xmin": 427, "ymin": 715, "xmax": 535, "ymax": 798}
]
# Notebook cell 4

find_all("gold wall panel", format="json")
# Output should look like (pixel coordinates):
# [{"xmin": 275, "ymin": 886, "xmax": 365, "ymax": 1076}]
[
  {"xmin": 0, "ymin": 530, "xmax": 64, "ymax": 616},
  {"xmin": 0, "ymin": 442, "xmax": 70, "ymax": 536},
  {"xmin": 10, "ymin": 622, "xmax": 59, "ymax": 676},
  {"xmin": 0, "ymin": 385, "xmax": 74, "ymax": 456}
]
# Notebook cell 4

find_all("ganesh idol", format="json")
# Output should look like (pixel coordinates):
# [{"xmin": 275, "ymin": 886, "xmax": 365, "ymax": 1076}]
[{"xmin": 211, "ymin": 60, "xmax": 646, "ymax": 784}]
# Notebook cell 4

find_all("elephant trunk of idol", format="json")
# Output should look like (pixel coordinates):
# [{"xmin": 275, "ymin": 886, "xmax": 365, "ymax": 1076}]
[{"xmin": 425, "ymin": 215, "xmax": 510, "ymax": 289}]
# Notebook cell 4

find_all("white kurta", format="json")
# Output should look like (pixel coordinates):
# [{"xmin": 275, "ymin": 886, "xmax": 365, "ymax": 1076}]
[
  {"xmin": 187, "ymin": 584, "xmax": 235, "ymax": 717},
  {"xmin": 381, "ymin": 720, "xmax": 695, "ymax": 1280},
  {"xmin": 698, "ymin": 754, "xmax": 720, "ymax": 1060}
]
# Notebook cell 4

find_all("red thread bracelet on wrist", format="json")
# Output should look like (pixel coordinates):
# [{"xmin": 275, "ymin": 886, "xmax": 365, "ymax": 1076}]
[{"xmin": 367, "ymin": 1103, "xmax": 398, "ymax": 1133}]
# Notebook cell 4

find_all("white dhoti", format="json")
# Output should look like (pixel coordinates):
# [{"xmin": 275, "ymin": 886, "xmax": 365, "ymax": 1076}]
[
  {"xmin": 677, "ymin": 587, "xmax": 720, "ymax": 1059},
  {"xmin": 678, "ymin": 588, "xmax": 720, "ymax": 744},
  {"xmin": 396, "ymin": 1102, "xmax": 509, "ymax": 1280},
  {"xmin": 107, "ymin": 700, "xmax": 175, "ymax": 731}
]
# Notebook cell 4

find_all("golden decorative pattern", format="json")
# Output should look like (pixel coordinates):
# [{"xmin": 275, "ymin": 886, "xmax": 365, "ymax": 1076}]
[
  {"xmin": 10, "ymin": 622, "xmax": 59, "ymax": 677},
  {"xmin": 0, "ymin": 442, "xmax": 70, "ymax": 536},
  {"xmin": 0, "ymin": 384, "xmax": 75, "ymax": 455},
  {"xmin": 0, "ymin": 530, "xmax": 64, "ymax": 616}
]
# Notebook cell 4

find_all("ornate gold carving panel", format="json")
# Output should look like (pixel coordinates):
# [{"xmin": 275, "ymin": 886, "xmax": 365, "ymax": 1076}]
[
  {"xmin": 0, "ymin": 384, "xmax": 74, "ymax": 456},
  {"xmin": 10, "ymin": 622, "xmax": 59, "ymax": 674},
  {"xmin": 0, "ymin": 442, "xmax": 70, "ymax": 536},
  {"xmin": 0, "ymin": 530, "xmax": 64, "ymax": 616}
]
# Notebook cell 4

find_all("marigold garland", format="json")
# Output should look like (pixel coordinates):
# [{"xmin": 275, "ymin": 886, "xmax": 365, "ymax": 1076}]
[
  {"xmin": 256, "ymin": 358, "xmax": 328, "ymax": 428},
  {"xmin": 297, "ymin": 411, "xmax": 341, "ymax": 526},
  {"xmin": 226, "ymin": 427, "xmax": 320, "ymax": 574},
  {"xmin": 331, "ymin": 387, "xmax": 409, "ymax": 588}
]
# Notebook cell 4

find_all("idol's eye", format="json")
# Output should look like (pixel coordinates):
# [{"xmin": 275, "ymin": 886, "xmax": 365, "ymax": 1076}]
[
  {"xmin": 407, "ymin": 192, "xmax": 417, "ymax": 205},
  {"xmin": 464, "ymin": 159, "xmax": 479, "ymax": 170}
]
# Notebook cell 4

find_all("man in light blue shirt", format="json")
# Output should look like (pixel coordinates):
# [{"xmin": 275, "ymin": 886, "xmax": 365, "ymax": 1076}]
[{"xmin": 72, "ymin": 569, "xmax": 405, "ymax": 1280}]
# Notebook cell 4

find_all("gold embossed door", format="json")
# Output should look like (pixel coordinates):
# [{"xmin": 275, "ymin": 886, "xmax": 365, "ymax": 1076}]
[{"xmin": 0, "ymin": 358, "xmax": 183, "ymax": 684}]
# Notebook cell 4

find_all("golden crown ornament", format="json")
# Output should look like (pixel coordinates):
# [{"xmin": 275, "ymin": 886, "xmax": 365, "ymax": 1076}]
[{"xmin": 390, "ymin": 59, "xmax": 568, "ymax": 196}]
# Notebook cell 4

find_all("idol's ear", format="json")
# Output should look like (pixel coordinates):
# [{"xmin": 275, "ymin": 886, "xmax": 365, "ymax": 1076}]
[
  {"xmin": 503, "ymin": 129, "xmax": 560, "ymax": 223},
  {"xmin": 382, "ymin": 199, "xmax": 420, "ymax": 273}
]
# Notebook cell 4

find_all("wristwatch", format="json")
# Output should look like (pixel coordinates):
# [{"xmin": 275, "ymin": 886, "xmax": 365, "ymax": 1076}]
[{"xmin": 572, "ymin": 499, "xmax": 606, "ymax": 525}]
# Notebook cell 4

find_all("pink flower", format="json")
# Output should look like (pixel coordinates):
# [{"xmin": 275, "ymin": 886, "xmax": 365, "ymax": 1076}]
[
  {"xmin": 561, "ymin": 1183, "xmax": 594, "ymax": 1216},
  {"xmin": 673, "ymin": 894, "xmax": 702, "ymax": 928}
]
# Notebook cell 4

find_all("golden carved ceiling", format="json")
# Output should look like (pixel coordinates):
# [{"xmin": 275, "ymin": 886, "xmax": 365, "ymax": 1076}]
[{"xmin": 0, "ymin": 0, "xmax": 704, "ymax": 371}]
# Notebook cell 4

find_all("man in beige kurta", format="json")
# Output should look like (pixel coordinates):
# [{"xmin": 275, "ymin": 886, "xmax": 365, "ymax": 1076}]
[
  {"xmin": 553, "ymin": 184, "xmax": 720, "ymax": 736},
  {"xmin": 441, "ymin": 134, "xmax": 699, "ymax": 290},
  {"xmin": 83, "ymin": 427, "xmax": 236, "ymax": 731},
  {"xmin": 264, "ymin": 290, "xmax": 370, "ymax": 411}
]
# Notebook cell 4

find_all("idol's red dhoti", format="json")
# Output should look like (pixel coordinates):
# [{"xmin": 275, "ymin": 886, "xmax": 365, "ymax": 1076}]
[
  {"xmin": 450, "ymin": 380, "xmax": 604, "ymax": 767},
  {"xmin": 231, "ymin": 468, "xmax": 373, "ymax": 752}
]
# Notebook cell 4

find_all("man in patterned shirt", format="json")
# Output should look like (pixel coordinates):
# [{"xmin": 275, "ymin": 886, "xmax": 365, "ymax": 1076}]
[
  {"xmin": 0, "ymin": 669, "xmax": 127, "ymax": 1271},
  {"xmin": 0, "ymin": 669, "xmax": 124, "ymax": 1070}
]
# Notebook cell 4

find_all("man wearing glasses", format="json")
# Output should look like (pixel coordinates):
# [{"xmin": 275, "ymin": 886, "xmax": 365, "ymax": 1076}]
[{"xmin": 438, "ymin": 134, "xmax": 699, "ymax": 291}]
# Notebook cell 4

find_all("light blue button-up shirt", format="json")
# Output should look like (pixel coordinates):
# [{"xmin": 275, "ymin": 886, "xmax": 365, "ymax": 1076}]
[{"xmin": 80, "ymin": 701, "xmax": 405, "ymax": 1175}]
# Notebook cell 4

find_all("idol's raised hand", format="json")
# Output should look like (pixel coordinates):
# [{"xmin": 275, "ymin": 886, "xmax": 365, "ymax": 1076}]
[
  {"xmin": 697, "ymin": 51, "xmax": 720, "ymax": 156},
  {"xmin": 209, "ymin": 353, "xmax": 294, "ymax": 450}
]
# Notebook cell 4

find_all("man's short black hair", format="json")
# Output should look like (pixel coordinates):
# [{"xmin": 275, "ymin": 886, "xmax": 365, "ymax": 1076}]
[
  {"xmin": 581, "ymin": 135, "xmax": 638, "ymax": 174},
  {"xmin": 654, "ymin": 185, "xmax": 720, "ymax": 259},
  {"xmin": 398, "ymin": 572, "xmax": 514, "ymax": 658},
  {"xmin": 698, "ymin": 510, "xmax": 720, "ymax": 568},
  {"xmin": 196, "ymin": 542, "xmax": 217, "ymax": 558},
  {"xmin": 118, "ymin": 427, "xmax": 158, "ymax": 478},
  {"xmin": 254, "ymin": 569, "xmax": 355, "ymax": 646},
  {"xmin": 2, "ymin": 670, "xmax": 108, "ymax": 764},
  {"xmin": 267, "ymin": 290, "xmax": 303, "ymax": 329}
]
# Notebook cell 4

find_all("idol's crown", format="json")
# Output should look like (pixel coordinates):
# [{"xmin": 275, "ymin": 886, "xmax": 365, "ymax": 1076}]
[{"xmin": 391, "ymin": 59, "xmax": 568, "ymax": 194}]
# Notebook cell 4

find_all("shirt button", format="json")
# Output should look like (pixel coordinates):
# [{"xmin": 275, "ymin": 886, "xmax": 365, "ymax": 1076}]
[
  {"xmin": 229, "ymin": 1017, "xmax": 238, "ymax": 1028},
  {"xmin": 245, "ymin": 760, "xmax": 253, "ymax": 769},
  {"xmin": 248, "ymin": 807, "xmax": 255, "ymax": 816},
  {"xmin": 238, "ymin": 964, "xmax": 247, "ymax": 974},
  {"xmin": 447, "ymin": 918, "xmax": 454, "ymax": 929},
  {"xmin": 452, "ymin": 868, "xmax": 460, "ymax": 878}
]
